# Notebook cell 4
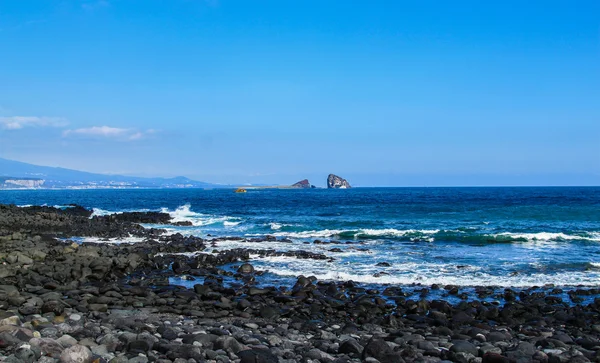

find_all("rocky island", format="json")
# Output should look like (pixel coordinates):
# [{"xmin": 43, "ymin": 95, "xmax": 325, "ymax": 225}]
[
  {"xmin": 291, "ymin": 180, "xmax": 315, "ymax": 189},
  {"xmin": 0, "ymin": 204, "xmax": 599, "ymax": 363},
  {"xmin": 327, "ymin": 174, "xmax": 351, "ymax": 189}
]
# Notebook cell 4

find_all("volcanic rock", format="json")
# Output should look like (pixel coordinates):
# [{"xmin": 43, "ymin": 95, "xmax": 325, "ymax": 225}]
[
  {"xmin": 327, "ymin": 174, "xmax": 351, "ymax": 189},
  {"xmin": 291, "ymin": 179, "xmax": 313, "ymax": 189}
]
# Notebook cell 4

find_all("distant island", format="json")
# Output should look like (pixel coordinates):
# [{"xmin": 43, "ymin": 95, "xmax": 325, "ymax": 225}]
[
  {"xmin": 0, "ymin": 158, "xmax": 353, "ymax": 190},
  {"xmin": 327, "ymin": 174, "xmax": 351, "ymax": 189}
]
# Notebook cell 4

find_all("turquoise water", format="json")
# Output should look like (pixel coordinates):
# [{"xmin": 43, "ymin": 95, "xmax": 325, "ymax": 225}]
[{"xmin": 2, "ymin": 187, "xmax": 600, "ymax": 288}]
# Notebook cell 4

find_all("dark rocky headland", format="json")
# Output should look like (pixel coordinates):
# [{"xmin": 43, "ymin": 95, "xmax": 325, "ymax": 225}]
[{"xmin": 1, "ymin": 204, "xmax": 599, "ymax": 363}]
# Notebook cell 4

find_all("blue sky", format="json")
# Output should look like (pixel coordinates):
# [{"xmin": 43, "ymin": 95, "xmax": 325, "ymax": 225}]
[{"xmin": 0, "ymin": 0, "xmax": 598, "ymax": 186}]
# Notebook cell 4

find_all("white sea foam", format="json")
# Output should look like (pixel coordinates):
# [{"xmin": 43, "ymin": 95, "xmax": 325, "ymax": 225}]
[
  {"xmin": 495, "ymin": 232, "xmax": 600, "ymax": 243},
  {"xmin": 71, "ymin": 236, "xmax": 146, "ymax": 244},
  {"xmin": 91, "ymin": 208, "xmax": 116, "ymax": 217},
  {"xmin": 156, "ymin": 251, "xmax": 201, "ymax": 257},
  {"xmin": 90, "ymin": 207, "xmax": 152, "ymax": 217},
  {"xmin": 248, "ymin": 227, "xmax": 600, "ymax": 244},
  {"xmin": 359, "ymin": 228, "xmax": 440, "ymax": 236},
  {"xmin": 263, "ymin": 263, "xmax": 600, "ymax": 288},
  {"xmin": 160, "ymin": 204, "xmax": 241, "ymax": 227},
  {"xmin": 262, "ymin": 228, "xmax": 440, "ymax": 239},
  {"xmin": 205, "ymin": 239, "xmax": 338, "ymax": 253}
]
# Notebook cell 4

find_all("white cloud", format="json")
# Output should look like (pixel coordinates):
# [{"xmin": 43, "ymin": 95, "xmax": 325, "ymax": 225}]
[
  {"xmin": 63, "ymin": 126, "xmax": 128, "ymax": 137},
  {"xmin": 128, "ymin": 132, "xmax": 143, "ymax": 140},
  {"xmin": 63, "ymin": 126, "xmax": 157, "ymax": 141},
  {"xmin": 0, "ymin": 116, "xmax": 68, "ymax": 130}
]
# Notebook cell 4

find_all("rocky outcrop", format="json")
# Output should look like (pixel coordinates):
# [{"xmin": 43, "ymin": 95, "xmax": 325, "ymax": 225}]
[
  {"xmin": 327, "ymin": 174, "xmax": 351, "ymax": 189},
  {"xmin": 0, "ymin": 203, "xmax": 600, "ymax": 363},
  {"xmin": 291, "ymin": 179, "xmax": 314, "ymax": 189}
]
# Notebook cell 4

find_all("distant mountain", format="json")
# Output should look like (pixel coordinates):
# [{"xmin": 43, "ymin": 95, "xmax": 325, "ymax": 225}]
[{"xmin": 0, "ymin": 158, "xmax": 228, "ymax": 189}]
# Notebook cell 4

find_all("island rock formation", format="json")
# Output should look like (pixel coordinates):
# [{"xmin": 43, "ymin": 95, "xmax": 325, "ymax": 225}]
[
  {"xmin": 327, "ymin": 174, "xmax": 351, "ymax": 189},
  {"xmin": 291, "ymin": 179, "xmax": 314, "ymax": 189}
]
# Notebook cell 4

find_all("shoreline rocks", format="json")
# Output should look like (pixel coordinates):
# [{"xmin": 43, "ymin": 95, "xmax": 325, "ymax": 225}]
[{"xmin": 1, "ymin": 204, "xmax": 599, "ymax": 362}]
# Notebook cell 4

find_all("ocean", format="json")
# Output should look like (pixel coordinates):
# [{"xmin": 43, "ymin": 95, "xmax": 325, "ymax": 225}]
[{"xmin": 2, "ymin": 187, "xmax": 600, "ymax": 294}]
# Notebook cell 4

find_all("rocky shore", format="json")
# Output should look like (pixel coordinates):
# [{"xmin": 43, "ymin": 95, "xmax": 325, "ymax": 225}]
[{"xmin": 1, "ymin": 205, "xmax": 600, "ymax": 363}]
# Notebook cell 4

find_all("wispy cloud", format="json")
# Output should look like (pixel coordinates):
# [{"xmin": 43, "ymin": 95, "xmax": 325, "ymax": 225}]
[
  {"xmin": 0, "ymin": 116, "xmax": 68, "ymax": 130},
  {"xmin": 63, "ymin": 126, "xmax": 157, "ymax": 141}
]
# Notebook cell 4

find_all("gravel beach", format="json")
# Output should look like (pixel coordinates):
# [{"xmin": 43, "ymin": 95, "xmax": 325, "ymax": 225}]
[{"xmin": 1, "ymin": 204, "xmax": 599, "ymax": 363}]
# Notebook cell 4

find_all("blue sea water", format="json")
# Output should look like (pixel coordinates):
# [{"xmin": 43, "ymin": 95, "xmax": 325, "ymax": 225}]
[{"xmin": 2, "ymin": 187, "xmax": 600, "ymax": 290}]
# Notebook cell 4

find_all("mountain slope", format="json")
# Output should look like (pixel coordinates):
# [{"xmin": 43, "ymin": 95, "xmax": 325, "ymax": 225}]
[{"xmin": 0, "ymin": 158, "xmax": 225, "ymax": 189}]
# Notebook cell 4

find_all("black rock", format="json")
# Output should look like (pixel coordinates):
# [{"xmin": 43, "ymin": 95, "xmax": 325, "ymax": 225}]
[
  {"xmin": 450, "ymin": 340, "xmax": 478, "ymax": 356},
  {"xmin": 339, "ymin": 338, "xmax": 363, "ymax": 355},
  {"xmin": 362, "ymin": 338, "xmax": 404, "ymax": 363},
  {"xmin": 260, "ymin": 306, "xmax": 280, "ymax": 319},
  {"xmin": 238, "ymin": 349, "xmax": 278, "ymax": 363},
  {"xmin": 41, "ymin": 300, "xmax": 64, "ymax": 315},
  {"xmin": 482, "ymin": 352, "xmax": 511, "ymax": 363},
  {"xmin": 214, "ymin": 336, "xmax": 245, "ymax": 353},
  {"xmin": 0, "ymin": 332, "xmax": 22, "ymax": 348},
  {"xmin": 158, "ymin": 327, "xmax": 178, "ymax": 341},
  {"xmin": 165, "ymin": 344, "xmax": 203, "ymax": 361},
  {"xmin": 127, "ymin": 340, "xmax": 151, "ymax": 354}
]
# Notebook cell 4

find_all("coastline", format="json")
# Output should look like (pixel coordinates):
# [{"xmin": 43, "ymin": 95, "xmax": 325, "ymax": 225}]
[{"xmin": 0, "ymin": 204, "xmax": 599, "ymax": 363}]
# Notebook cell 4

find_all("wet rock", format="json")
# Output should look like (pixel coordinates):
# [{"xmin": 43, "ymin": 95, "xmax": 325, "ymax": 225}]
[{"xmin": 237, "ymin": 263, "xmax": 254, "ymax": 274}]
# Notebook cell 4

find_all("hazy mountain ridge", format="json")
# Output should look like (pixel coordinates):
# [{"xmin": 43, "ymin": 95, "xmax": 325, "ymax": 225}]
[{"xmin": 0, "ymin": 158, "xmax": 227, "ymax": 189}]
